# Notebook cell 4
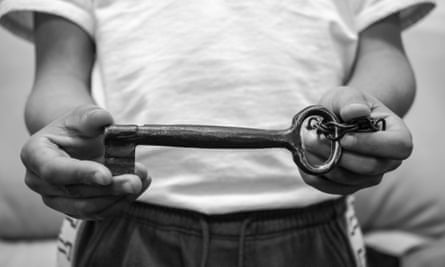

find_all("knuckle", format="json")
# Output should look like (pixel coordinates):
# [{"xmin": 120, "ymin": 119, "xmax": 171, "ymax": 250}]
[
  {"xmin": 24, "ymin": 173, "xmax": 39, "ymax": 191},
  {"xmin": 19, "ymin": 143, "xmax": 31, "ymax": 165},
  {"xmin": 20, "ymin": 139, "xmax": 38, "ymax": 169},
  {"xmin": 39, "ymin": 162, "xmax": 56, "ymax": 182}
]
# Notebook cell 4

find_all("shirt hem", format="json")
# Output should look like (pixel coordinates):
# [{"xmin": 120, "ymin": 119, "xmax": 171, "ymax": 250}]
[
  {"xmin": 355, "ymin": 0, "xmax": 436, "ymax": 32},
  {"xmin": 0, "ymin": 0, "xmax": 94, "ymax": 42}
]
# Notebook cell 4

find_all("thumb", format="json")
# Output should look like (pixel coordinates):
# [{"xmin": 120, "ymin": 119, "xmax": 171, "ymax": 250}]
[
  {"xmin": 320, "ymin": 86, "xmax": 371, "ymax": 121},
  {"xmin": 59, "ymin": 105, "xmax": 114, "ymax": 138}
]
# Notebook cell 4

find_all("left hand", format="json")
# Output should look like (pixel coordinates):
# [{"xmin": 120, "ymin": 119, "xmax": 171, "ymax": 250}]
[{"xmin": 300, "ymin": 86, "xmax": 413, "ymax": 195}]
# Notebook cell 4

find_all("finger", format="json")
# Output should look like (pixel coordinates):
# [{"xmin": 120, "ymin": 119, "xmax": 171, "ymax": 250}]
[
  {"xmin": 321, "ymin": 87, "xmax": 371, "ymax": 121},
  {"xmin": 337, "ymin": 152, "xmax": 401, "ymax": 176},
  {"xmin": 93, "ymin": 197, "xmax": 136, "ymax": 219},
  {"xmin": 337, "ymin": 97, "xmax": 412, "ymax": 159},
  {"xmin": 25, "ymin": 158, "xmax": 150, "ymax": 200},
  {"xmin": 302, "ymin": 152, "xmax": 383, "ymax": 187},
  {"xmin": 303, "ymin": 134, "xmax": 402, "ymax": 175},
  {"xmin": 134, "ymin": 162, "xmax": 151, "ymax": 190},
  {"xmin": 63, "ymin": 163, "xmax": 151, "ymax": 198},
  {"xmin": 25, "ymin": 169, "xmax": 48, "ymax": 194},
  {"xmin": 59, "ymin": 105, "xmax": 113, "ymax": 138},
  {"xmin": 94, "ymin": 192, "xmax": 148, "ymax": 219},
  {"xmin": 112, "ymin": 173, "xmax": 149, "ymax": 195},
  {"xmin": 27, "ymin": 171, "xmax": 150, "ymax": 200},
  {"xmin": 340, "ymin": 128, "xmax": 412, "ymax": 159},
  {"xmin": 48, "ymin": 106, "xmax": 113, "ymax": 159},
  {"xmin": 321, "ymin": 167, "xmax": 382, "ymax": 188},
  {"xmin": 303, "ymin": 114, "xmax": 413, "ymax": 160},
  {"xmin": 41, "ymin": 157, "xmax": 111, "ymax": 186},
  {"xmin": 301, "ymin": 173, "xmax": 375, "ymax": 195},
  {"xmin": 21, "ymin": 137, "xmax": 112, "ymax": 186},
  {"xmin": 63, "ymin": 174, "xmax": 149, "ymax": 197},
  {"xmin": 42, "ymin": 195, "xmax": 126, "ymax": 220}
]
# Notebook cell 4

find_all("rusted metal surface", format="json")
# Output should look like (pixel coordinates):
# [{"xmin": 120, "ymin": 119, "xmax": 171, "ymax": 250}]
[{"xmin": 104, "ymin": 105, "xmax": 383, "ymax": 176}]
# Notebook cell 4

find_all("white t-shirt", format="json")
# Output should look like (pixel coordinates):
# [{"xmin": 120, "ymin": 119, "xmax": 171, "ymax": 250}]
[{"xmin": 0, "ymin": 0, "xmax": 435, "ymax": 214}]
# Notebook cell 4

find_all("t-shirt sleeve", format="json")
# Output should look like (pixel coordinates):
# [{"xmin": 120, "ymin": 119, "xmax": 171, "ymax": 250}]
[
  {"xmin": 0, "ymin": 0, "xmax": 94, "ymax": 41},
  {"xmin": 354, "ymin": 0, "xmax": 436, "ymax": 32}
]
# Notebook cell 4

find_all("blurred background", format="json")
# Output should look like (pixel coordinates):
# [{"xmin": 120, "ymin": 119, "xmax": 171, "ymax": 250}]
[{"xmin": 0, "ymin": 4, "xmax": 444, "ymax": 267}]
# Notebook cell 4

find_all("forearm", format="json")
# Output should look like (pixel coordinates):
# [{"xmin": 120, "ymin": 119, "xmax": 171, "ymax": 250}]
[
  {"xmin": 25, "ymin": 76, "xmax": 94, "ymax": 133},
  {"xmin": 26, "ymin": 13, "xmax": 96, "ymax": 134},
  {"xmin": 346, "ymin": 14, "xmax": 415, "ymax": 117}
]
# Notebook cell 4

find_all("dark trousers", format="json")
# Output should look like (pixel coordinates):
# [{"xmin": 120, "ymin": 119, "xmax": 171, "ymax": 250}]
[{"xmin": 72, "ymin": 198, "xmax": 364, "ymax": 267}]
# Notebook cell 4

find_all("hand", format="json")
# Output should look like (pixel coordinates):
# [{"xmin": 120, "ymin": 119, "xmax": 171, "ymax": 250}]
[
  {"xmin": 20, "ymin": 105, "xmax": 150, "ymax": 219},
  {"xmin": 301, "ymin": 87, "xmax": 413, "ymax": 195}
]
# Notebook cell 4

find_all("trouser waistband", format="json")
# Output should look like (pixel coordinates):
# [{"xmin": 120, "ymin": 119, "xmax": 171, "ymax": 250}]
[{"xmin": 123, "ymin": 197, "xmax": 347, "ymax": 237}]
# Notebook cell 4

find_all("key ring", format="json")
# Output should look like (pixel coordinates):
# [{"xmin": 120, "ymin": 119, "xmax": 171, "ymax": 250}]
[
  {"xmin": 290, "ymin": 105, "xmax": 342, "ymax": 174},
  {"xmin": 104, "ymin": 105, "xmax": 344, "ymax": 176}
]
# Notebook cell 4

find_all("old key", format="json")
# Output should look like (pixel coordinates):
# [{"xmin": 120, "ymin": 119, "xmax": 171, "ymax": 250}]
[{"xmin": 104, "ymin": 105, "xmax": 384, "ymax": 176}]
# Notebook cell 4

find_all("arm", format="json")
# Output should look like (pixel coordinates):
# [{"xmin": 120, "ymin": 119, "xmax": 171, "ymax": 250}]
[
  {"xmin": 301, "ymin": 14, "xmax": 413, "ymax": 194},
  {"xmin": 25, "ymin": 13, "xmax": 95, "ymax": 133},
  {"xmin": 20, "ymin": 13, "xmax": 149, "ymax": 219},
  {"xmin": 347, "ymin": 13, "xmax": 415, "ymax": 117}
]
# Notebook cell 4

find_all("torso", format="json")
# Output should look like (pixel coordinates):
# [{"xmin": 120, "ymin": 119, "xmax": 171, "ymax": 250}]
[{"xmin": 91, "ymin": 0, "xmax": 359, "ymax": 214}]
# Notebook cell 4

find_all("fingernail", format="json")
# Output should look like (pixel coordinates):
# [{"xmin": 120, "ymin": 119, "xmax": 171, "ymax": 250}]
[
  {"xmin": 347, "ymin": 103, "xmax": 370, "ymax": 113},
  {"xmin": 94, "ymin": 171, "xmax": 110, "ymax": 185},
  {"xmin": 341, "ymin": 104, "xmax": 370, "ymax": 121},
  {"xmin": 122, "ymin": 181, "xmax": 141, "ymax": 194},
  {"xmin": 349, "ymin": 103, "xmax": 368, "ymax": 108}
]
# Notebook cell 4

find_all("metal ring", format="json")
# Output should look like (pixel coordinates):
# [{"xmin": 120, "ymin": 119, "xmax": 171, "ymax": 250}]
[{"xmin": 290, "ymin": 105, "xmax": 342, "ymax": 175}]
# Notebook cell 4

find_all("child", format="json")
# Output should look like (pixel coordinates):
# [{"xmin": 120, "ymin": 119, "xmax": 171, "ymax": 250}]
[{"xmin": 0, "ymin": 1, "xmax": 435, "ymax": 266}]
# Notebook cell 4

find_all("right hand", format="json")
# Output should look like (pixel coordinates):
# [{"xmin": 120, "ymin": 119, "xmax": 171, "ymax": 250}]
[{"xmin": 20, "ymin": 105, "xmax": 150, "ymax": 220}]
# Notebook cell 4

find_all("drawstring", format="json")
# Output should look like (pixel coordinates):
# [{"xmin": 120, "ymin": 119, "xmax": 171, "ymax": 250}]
[
  {"xmin": 199, "ymin": 214, "xmax": 255, "ymax": 267},
  {"xmin": 237, "ymin": 217, "xmax": 254, "ymax": 267},
  {"xmin": 199, "ymin": 217, "xmax": 210, "ymax": 267}
]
